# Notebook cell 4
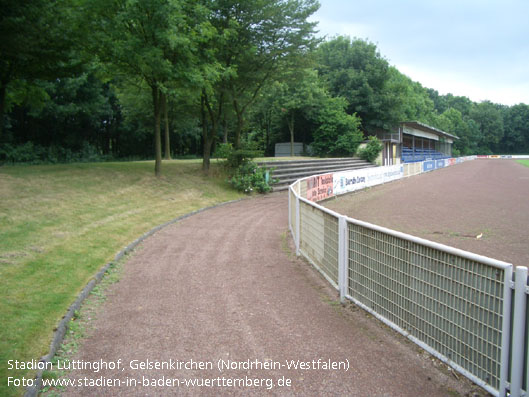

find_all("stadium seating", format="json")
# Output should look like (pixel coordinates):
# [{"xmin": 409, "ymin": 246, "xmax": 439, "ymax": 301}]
[{"xmin": 401, "ymin": 146, "xmax": 449, "ymax": 163}]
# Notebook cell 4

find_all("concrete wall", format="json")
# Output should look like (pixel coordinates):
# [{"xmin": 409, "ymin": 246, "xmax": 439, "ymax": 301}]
[{"xmin": 275, "ymin": 142, "xmax": 304, "ymax": 157}]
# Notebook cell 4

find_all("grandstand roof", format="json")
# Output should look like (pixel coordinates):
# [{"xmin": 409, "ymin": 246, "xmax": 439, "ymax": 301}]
[{"xmin": 401, "ymin": 121, "xmax": 459, "ymax": 140}]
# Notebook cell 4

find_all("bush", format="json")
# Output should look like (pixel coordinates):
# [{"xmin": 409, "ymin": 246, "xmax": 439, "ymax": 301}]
[
  {"xmin": 0, "ymin": 142, "xmax": 112, "ymax": 165},
  {"xmin": 357, "ymin": 136, "xmax": 383, "ymax": 163},
  {"xmin": 311, "ymin": 97, "xmax": 364, "ymax": 157},
  {"xmin": 214, "ymin": 143, "xmax": 233, "ymax": 159},
  {"xmin": 225, "ymin": 149, "xmax": 264, "ymax": 170},
  {"xmin": 229, "ymin": 161, "xmax": 273, "ymax": 194}
]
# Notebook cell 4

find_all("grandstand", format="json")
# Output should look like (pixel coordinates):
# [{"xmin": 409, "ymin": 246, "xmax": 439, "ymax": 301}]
[{"xmin": 374, "ymin": 121, "xmax": 458, "ymax": 165}]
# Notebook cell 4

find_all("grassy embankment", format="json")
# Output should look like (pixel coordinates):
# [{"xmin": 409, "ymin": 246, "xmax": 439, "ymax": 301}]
[{"xmin": 0, "ymin": 160, "xmax": 245, "ymax": 397}]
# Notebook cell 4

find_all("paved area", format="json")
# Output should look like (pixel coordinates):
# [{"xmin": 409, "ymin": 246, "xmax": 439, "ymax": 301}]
[
  {"xmin": 326, "ymin": 159, "xmax": 529, "ymax": 268},
  {"xmin": 61, "ymin": 193, "xmax": 482, "ymax": 396}
]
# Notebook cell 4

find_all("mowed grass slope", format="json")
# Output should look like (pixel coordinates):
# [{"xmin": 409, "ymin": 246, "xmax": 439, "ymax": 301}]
[{"xmin": 0, "ymin": 160, "xmax": 244, "ymax": 396}]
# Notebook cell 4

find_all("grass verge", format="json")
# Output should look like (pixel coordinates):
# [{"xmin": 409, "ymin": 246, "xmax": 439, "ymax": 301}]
[
  {"xmin": 0, "ymin": 160, "xmax": 244, "ymax": 397},
  {"xmin": 517, "ymin": 159, "xmax": 529, "ymax": 168}
]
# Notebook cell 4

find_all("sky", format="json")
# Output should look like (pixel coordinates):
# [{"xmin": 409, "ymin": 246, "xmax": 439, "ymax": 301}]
[{"xmin": 309, "ymin": 0, "xmax": 529, "ymax": 106}]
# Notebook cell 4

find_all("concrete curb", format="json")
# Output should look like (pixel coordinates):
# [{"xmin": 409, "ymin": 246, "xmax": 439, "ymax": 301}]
[{"xmin": 25, "ymin": 198, "xmax": 246, "ymax": 397}]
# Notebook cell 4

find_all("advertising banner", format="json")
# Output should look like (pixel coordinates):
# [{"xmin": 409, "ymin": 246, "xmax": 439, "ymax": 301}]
[
  {"xmin": 448, "ymin": 158, "xmax": 456, "ymax": 166},
  {"xmin": 333, "ymin": 165, "xmax": 403, "ymax": 196},
  {"xmin": 436, "ymin": 159, "xmax": 446, "ymax": 169},
  {"xmin": 333, "ymin": 168, "xmax": 369, "ymax": 195},
  {"xmin": 380, "ymin": 164, "xmax": 404, "ymax": 184},
  {"xmin": 306, "ymin": 173, "xmax": 334, "ymax": 202},
  {"xmin": 423, "ymin": 160, "xmax": 435, "ymax": 172}
]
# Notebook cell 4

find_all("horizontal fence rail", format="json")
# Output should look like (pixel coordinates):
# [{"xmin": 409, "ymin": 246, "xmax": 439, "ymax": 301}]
[{"xmin": 288, "ymin": 156, "xmax": 529, "ymax": 397}]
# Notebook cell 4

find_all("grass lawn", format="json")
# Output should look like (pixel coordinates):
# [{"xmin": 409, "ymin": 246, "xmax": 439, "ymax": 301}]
[
  {"xmin": 0, "ymin": 160, "xmax": 244, "ymax": 396},
  {"xmin": 517, "ymin": 159, "xmax": 529, "ymax": 168}
]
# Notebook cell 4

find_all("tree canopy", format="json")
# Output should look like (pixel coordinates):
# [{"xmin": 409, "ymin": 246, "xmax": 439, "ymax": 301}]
[{"xmin": 2, "ymin": 4, "xmax": 528, "ymax": 171}]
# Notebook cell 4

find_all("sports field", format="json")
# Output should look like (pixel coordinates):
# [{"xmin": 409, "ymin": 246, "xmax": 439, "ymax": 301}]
[{"xmin": 324, "ymin": 159, "xmax": 529, "ymax": 268}]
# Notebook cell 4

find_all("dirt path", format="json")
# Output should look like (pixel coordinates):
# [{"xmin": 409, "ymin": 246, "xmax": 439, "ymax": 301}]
[
  {"xmin": 61, "ymin": 193, "xmax": 480, "ymax": 396},
  {"xmin": 326, "ymin": 159, "xmax": 529, "ymax": 268}
]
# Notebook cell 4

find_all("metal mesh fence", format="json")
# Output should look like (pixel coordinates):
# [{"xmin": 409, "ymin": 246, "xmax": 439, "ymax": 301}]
[
  {"xmin": 299, "ymin": 201, "xmax": 340, "ymax": 286},
  {"xmin": 346, "ymin": 222, "xmax": 506, "ymax": 390},
  {"xmin": 299, "ymin": 178, "xmax": 307, "ymax": 199}
]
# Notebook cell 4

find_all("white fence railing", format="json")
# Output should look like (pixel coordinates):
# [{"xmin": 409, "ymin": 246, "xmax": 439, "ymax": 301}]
[{"xmin": 288, "ymin": 157, "xmax": 529, "ymax": 397}]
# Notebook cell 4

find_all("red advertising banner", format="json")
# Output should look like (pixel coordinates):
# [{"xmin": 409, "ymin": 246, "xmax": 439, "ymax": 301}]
[
  {"xmin": 448, "ymin": 158, "xmax": 456, "ymax": 166},
  {"xmin": 306, "ymin": 173, "xmax": 334, "ymax": 202}
]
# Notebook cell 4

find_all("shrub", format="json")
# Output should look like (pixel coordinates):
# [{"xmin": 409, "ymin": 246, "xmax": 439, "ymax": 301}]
[
  {"xmin": 0, "ymin": 142, "xmax": 111, "ymax": 165},
  {"xmin": 311, "ymin": 97, "xmax": 363, "ymax": 157},
  {"xmin": 357, "ymin": 136, "xmax": 383, "ymax": 163},
  {"xmin": 229, "ymin": 161, "xmax": 273, "ymax": 194},
  {"xmin": 225, "ymin": 149, "xmax": 264, "ymax": 170},
  {"xmin": 214, "ymin": 143, "xmax": 233, "ymax": 159}
]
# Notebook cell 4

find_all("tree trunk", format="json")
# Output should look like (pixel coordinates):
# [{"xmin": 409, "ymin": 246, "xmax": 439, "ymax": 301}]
[
  {"xmin": 0, "ymin": 82, "xmax": 7, "ymax": 138},
  {"xmin": 265, "ymin": 109, "xmax": 271, "ymax": 156},
  {"xmin": 203, "ymin": 133, "xmax": 214, "ymax": 173},
  {"xmin": 233, "ymin": 99, "xmax": 244, "ymax": 149},
  {"xmin": 152, "ymin": 86, "xmax": 162, "ymax": 177},
  {"xmin": 288, "ymin": 111, "xmax": 295, "ymax": 156},
  {"xmin": 201, "ymin": 93, "xmax": 214, "ymax": 173},
  {"xmin": 222, "ymin": 114, "xmax": 228, "ymax": 144},
  {"xmin": 201, "ymin": 90, "xmax": 223, "ymax": 173},
  {"xmin": 162, "ymin": 93, "xmax": 171, "ymax": 160}
]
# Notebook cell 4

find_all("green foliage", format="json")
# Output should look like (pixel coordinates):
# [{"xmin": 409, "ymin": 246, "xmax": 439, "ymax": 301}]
[
  {"xmin": 357, "ymin": 136, "xmax": 383, "ymax": 163},
  {"xmin": 225, "ymin": 149, "xmax": 264, "ymax": 169},
  {"xmin": 0, "ymin": 142, "xmax": 111, "ymax": 165},
  {"xmin": 311, "ymin": 97, "xmax": 363, "ymax": 156},
  {"xmin": 1, "ymin": 0, "xmax": 528, "ymax": 171},
  {"xmin": 503, "ymin": 104, "xmax": 529, "ymax": 153},
  {"xmin": 316, "ymin": 36, "xmax": 392, "ymax": 132},
  {"xmin": 470, "ymin": 101, "xmax": 504, "ymax": 152},
  {"xmin": 0, "ymin": 0, "xmax": 82, "ymax": 136},
  {"xmin": 214, "ymin": 143, "xmax": 233, "ymax": 159},
  {"xmin": 229, "ymin": 161, "xmax": 272, "ymax": 194}
]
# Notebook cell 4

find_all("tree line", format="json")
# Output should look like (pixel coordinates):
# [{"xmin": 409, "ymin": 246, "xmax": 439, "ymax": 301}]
[{"xmin": 1, "ymin": 0, "xmax": 528, "ymax": 174}]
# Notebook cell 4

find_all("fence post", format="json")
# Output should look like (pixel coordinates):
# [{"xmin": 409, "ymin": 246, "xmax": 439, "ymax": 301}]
[
  {"xmin": 499, "ymin": 266, "xmax": 514, "ymax": 397},
  {"xmin": 288, "ymin": 186, "xmax": 292, "ymax": 234},
  {"xmin": 295, "ymin": 196, "xmax": 300, "ymax": 256},
  {"xmin": 509, "ymin": 266, "xmax": 528, "ymax": 397},
  {"xmin": 338, "ymin": 216, "xmax": 348, "ymax": 303}
]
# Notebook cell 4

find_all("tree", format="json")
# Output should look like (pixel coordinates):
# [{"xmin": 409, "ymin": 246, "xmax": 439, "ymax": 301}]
[
  {"xmin": 199, "ymin": 0, "xmax": 319, "ymax": 171},
  {"xmin": 502, "ymin": 104, "xmax": 529, "ymax": 153},
  {"xmin": 84, "ymin": 0, "xmax": 212, "ymax": 176},
  {"xmin": 0, "ymin": 0, "xmax": 80, "ymax": 137},
  {"xmin": 470, "ymin": 101, "xmax": 504, "ymax": 153},
  {"xmin": 273, "ymin": 69, "xmax": 326, "ymax": 155},
  {"xmin": 434, "ymin": 108, "xmax": 480, "ymax": 155},
  {"xmin": 316, "ymin": 36, "xmax": 391, "ymax": 133},
  {"xmin": 384, "ymin": 67, "xmax": 436, "ymax": 127},
  {"xmin": 311, "ymin": 96, "xmax": 363, "ymax": 157}
]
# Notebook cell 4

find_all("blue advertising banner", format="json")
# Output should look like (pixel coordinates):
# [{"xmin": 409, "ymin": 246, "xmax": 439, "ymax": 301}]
[{"xmin": 423, "ymin": 160, "xmax": 435, "ymax": 172}]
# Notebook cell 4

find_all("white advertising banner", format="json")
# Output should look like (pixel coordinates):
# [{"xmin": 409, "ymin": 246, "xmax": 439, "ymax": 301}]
[
  {"xmin": 333, "ymin": 168, "xmax": 369, "ymax": 195},
  {"xmin": 333, "ymin": 165, "xmax": 403, "ymax": 196}
]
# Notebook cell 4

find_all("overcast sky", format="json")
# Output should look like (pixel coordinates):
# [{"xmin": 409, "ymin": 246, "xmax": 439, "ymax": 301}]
[{"xmin": 310, "ymin": 0, "xmax": 529, "ymax": 106}]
